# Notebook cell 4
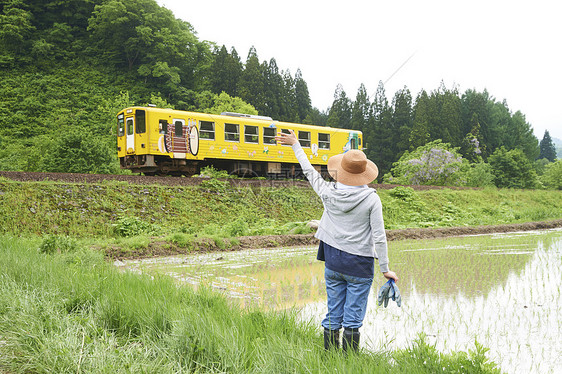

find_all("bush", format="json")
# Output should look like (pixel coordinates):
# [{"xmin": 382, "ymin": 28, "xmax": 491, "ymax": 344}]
[
  {"xmin": 112, "ymin": 216, "xmax": 156, "ymax": 237},
  {"xmin": 38, "ymin": 235, "xmax": 78, "ymax": 254},
  {"xmin": 461, "ymin": 162, "xmax": 495, "ymax": 187},
  {"xmin": 224, "ymin": 217, "xmax": 250, "ymax": 237},
  {"xmin": 167, "ymin": 232, "xmax": 194, "ymax": 247},
  {"xmin": 199, "ymin": 178, "xmax": 229, "ymax": 193},
  {"xmin": 488, "ymin": 147, "xmax": 541, "ymax": 189},
  {"xmin": 41, "ymin": 128, "xmax": 118, "ymax": 174},
  {"xmin": 388, "ymin": 186, "xmax": 417, "ymax": 201},
  {"xmin": 385, "ymin": 140, "xmax": 465, "ymax": 186},
  {"xmin": 197, "ymin": 165, "xmax": 231, "ymax": 179},
  {"xmin": 541, "ymin": 160, "xmax": 562, "ymax": 190}
]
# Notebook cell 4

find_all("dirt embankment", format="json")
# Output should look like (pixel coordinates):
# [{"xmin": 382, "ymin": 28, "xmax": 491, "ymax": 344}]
[
  {"xmin": 0, "ymin": 171, "xmax": 475, "ymax": 190},
  {"xmin": 105, "ymin": 219, "xmax": 562, "ymax": 260}
]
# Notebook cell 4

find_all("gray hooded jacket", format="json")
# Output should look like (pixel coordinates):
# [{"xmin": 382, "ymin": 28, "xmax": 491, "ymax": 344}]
[{"xmin": 292, "ymin": 143, "xmax": 389, "ymax": 273}]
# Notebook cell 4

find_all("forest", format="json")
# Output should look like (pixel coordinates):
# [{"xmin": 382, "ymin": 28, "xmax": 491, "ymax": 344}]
[{"xmin": 1, "ymin": 0, "xmax": 560, "ymax": 189}]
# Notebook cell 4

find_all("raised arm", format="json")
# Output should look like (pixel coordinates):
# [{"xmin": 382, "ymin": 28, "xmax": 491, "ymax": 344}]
[{"xmin": 275, "ymin": 130, "xmax": 329, "ymax": 194}]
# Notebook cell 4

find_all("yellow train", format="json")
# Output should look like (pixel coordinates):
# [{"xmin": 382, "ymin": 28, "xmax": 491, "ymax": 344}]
[{"xmin": 117, "ymin": 107, "xmax": 364, "ymax": 177}]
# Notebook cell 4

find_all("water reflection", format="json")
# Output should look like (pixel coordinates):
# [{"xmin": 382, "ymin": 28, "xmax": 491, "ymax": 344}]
[
  {"xmin": 121, "ymin": 229, "xmax": 562, "ymax": 374},
  {"xmin": 124, "ymin": 247, "xmax": 326, "ymax": 308},
  {"xmin": 304, "ymin": 230, "xmax": 562, "ymax": 374}
]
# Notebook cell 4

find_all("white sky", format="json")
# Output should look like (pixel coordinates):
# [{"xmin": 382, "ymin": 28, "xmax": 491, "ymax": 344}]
[{"xmin": 157, "ymin": 0, "xmax": 561, "ymax": 141}]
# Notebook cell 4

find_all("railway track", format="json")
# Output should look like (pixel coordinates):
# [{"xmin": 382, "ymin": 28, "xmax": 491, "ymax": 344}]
[{"xmin": 0, "ymin": 171, "xmax": 474, "ymax": 190}]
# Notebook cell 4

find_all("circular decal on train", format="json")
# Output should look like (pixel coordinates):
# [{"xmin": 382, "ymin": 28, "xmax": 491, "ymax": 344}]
[
  {"xmin": 158, "ymin": 135, "xmax": 168, "ymax": 153},
  {"xmin": 311, "ymin": 143, "xmax": 319, "ymax": 157},
  {"xmin": 189, "ymin": 126, "xmax": 199, "ymax": 156}
]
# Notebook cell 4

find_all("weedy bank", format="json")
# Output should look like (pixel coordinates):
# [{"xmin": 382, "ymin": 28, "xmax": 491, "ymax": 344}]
[
  {"xmin": 0, "ymin": 178, "xmax": 561, "ymax": 256},
  {"xmin": 0, "ymin": 236, "xmax": 501, "ymax": 373}
]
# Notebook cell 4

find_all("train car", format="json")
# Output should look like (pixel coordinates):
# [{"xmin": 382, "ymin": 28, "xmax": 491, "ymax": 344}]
[{"xmin": 116, "ymin": 106, "xmax": 363, "ymax": 177}]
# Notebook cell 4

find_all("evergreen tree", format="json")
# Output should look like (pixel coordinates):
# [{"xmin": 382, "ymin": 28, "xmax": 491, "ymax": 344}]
[
  {"xmin": 303, "ymin": 107, "xmax": 328, "ymax": 126},
  {"xmin": 237, "ymin": 46, "xmax": 266, "ymax": 114},
  {"xmin": 209, "ymin": 45, "xmax": 228, "ymax": 93},
  {"xmin": 409, "ymin": 89, "xmax": 431, "ymax": 150},
  {"xmin": 391, "ymin": 87, "xmax": 413, "ymax": 158},
  {"xmin": 439, "ymin": 85, "xmax": 462, "ymax": 146},
  {"xmin": 294, "ymin": 69, "xmax": 311, "ymax": 122},
  {"xmin": 461, "ymin": 89, "xmax": 493, "ymax": 158},
  {"xmin": 209, "ymin": 45, "xmax": 242, "ymax": 96},
  {"xmin": 368, "ymin": 81, "xmax": 393, "ymax": 175},
  {"xmin": 327, "ymin": 84, "xmax": 351, "ymax": 129},
  {"xmin": 539, "ymin": 130, "xmax": 557, "ymax": 162},
  {"xmin": 350, "ymin": 83, "xmax": 370, "ymax": 131},
  {"xmin": 224, "ymin": 47, "xmax": 242, "ymax": 96},
  {"xmin": 427, "ymin": 83, "xmax": 444, "ymax": 140},
  {"xmin": 280, "ymin": 69, "xmax": 298, "ymax": 122},
  {"xmin": 263, "ymin": 58, "xmax": 285, "ymax": 119}
]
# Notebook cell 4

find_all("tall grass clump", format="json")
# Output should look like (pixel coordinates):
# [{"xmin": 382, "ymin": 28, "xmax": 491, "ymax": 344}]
[{"xmin": 0, "ymin": 236, "xmax": 502, "ymax": 373}]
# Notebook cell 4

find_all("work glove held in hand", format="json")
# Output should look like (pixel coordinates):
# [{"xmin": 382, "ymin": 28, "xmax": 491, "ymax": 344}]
[
  {"xmin": 377, "ymin": 281, "xmax": 391, "ymax": 307},
  {"xmin": 377, "ymin": 279, "xmax": 402, "ymax": 308}
]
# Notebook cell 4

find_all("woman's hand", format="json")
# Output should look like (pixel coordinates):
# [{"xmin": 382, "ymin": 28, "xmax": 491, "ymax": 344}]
[
  {"xmin": 275, "ymin": 129, "xmax": 298, "ymax": 145},
  {"xmin": 383, "ymin": 270, "xmax": 398, "ymax": 282}
]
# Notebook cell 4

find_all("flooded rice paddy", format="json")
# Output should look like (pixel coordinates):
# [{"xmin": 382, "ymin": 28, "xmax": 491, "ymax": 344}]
[{"xmin": 120, "ymin": 229, "xmax": 562, "ymax": 373}]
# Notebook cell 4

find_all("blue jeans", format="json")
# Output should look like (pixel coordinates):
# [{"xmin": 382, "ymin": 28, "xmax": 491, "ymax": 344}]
[{"xmin": 322, "ymin": 267, "xmax": 373, "ymax": 330}]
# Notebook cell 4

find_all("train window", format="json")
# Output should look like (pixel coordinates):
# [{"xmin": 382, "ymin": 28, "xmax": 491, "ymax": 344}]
[
  {"xmin": 319, "ymin": 133, "xmax": 330, "ymax": 149},
  {"xmin": 263, "ymin": 127, "xmax": 276, "ymax": 144},
  {"xmin": 298, "ymin": 131, "xmax": 311, "ymax": 148},
  {"xmin": 351, "ymin": 138, "xmax": 357, "ymax": 149},
  {"xmin": 117, "ymin": 114, "xmax": 125, "ymax": 137},
  {"xmin": 224, "ymin": 123, "xmax": 239, "ymax": 142},
  {"xmin": 244, "ymin": 125, "xmax": 259, "ymax": 143},
  {"xmin": 159, "ymin": 120, "xmax": 168, "ymax": 134},
  {"xmin": 175, "ymin": 120, "xmax": 183, "ymax": 137},
  {"xmin": 126, "ymin": 118, "xmax": 134, "ymax": 135},
  {"xmin": 135, "ymin": 110, "xmax": 146, "ymax": 134},
  {"xmin": 200, "ymin": 121, "xmax": 215, "ymax": 140}
]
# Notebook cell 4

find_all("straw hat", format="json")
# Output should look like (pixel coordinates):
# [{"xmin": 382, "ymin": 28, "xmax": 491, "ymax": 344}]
[{"xmin": 327, "ymin": 150, "xmax": 378, "ymax": 186}]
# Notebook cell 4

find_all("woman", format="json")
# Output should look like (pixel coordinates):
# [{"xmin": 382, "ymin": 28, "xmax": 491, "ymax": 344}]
[{"xmin": 275, "ymin": 130, "xmax": 398, "ymax": 352}]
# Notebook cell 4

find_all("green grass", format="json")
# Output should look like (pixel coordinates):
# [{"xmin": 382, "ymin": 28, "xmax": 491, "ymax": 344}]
[
  {"xmin": 380, "ymin": 186, "xmax": 562, "ymax": 229},
  {"xmin": 1, "ymin": 179, "xmax": 561, "ymax": 240},
  {"xmin": 0, "ymin": 236, "xmax": 502, "ymax": 373}
]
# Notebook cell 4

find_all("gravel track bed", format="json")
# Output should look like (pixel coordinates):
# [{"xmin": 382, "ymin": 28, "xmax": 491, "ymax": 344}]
[{"xmin": 0, "ymin": 171, "xmax": 475, "ymax": 190}]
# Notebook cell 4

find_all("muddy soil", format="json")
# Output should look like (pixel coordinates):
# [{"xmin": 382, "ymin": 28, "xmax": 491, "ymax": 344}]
[{"xmin": 105, "ymin": 219, "xmax": 562, "ymax": 260}]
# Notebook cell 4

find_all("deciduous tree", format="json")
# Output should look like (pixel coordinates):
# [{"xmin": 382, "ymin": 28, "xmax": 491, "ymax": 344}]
[{"xmin": 488, "ymin": 147, "xmax": 540, "ymax": 189}]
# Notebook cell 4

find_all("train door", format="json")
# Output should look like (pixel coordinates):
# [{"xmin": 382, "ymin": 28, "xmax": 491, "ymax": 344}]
[
  {"xmin": 135, "ymin": 109, "xmax": 147, "ymax": 154},
  {"xmin": 350, "ymin": 133, "xmax": 359, "ymax": 149},
  {"xmin": 167, "ymin": 118, "xmax": 187, "ymax": 158},
  {"xmin": 344, "ymin": 132, "xmax": 360, "ymax": 152},
  {"xmin": 126, "ymin": 116, "xmax": 135, "ymax": 153}
]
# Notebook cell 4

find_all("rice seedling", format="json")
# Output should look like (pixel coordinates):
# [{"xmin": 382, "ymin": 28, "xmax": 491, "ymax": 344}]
[{"xmin": 129, "ymin": 229, "xmax": 562, "ymax": 373}]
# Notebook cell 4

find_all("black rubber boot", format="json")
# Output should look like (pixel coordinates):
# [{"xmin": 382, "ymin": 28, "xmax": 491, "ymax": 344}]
[
  {"xmin": 342, "ymin": 327, "xmax": 360, "ymax": 352},
  {"xmin": 323, "ymin": 328, "xmax": 340, "ymax": 350}
]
